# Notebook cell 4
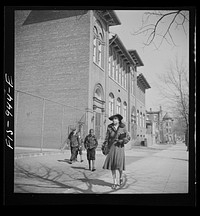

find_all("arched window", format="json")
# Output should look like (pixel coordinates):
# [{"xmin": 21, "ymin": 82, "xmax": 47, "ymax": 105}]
[
  {"xmin": 116, "ymin": 98, "xmax": 121, "ymax": 114},
  {"xmin": 109, "ymin": 93, "xmax": 114, "ymax": 117},
  {"xmin": 95, "ymin": 88, "xmax": 102, "ymax": 100},
  {"xmin": 123, "ymin": 102, "xmax": 127, "ymax": 122},
  {"xmin": 98, "ymin": 35, "xmax": 102, "ymax": 66},
  {"xmin": 93, "ymin": 20, "xmax": 105, "ymax": 69},
  {"xmin": 93, "ymin": 26, "xmax": 98, "ymax": 62},
  {"xmin": 98, "ymin": 33, "xmax": 104, "ymax": 68}
]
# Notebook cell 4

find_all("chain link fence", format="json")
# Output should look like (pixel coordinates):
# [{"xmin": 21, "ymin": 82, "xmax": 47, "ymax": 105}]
[{"xmin": 15, "ymin": 89, "xmax": 87, "ymax": 152}]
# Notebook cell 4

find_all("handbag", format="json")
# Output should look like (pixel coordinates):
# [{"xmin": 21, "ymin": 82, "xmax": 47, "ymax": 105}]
[{"xmin": 101, "ymin": 141, "xmax": 109, "ymax": 155}]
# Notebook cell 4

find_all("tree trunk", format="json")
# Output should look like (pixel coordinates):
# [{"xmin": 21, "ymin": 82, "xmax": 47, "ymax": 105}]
[{"xmin": 185, "ymin": 125, "xmax": 189, "ymax": 151}]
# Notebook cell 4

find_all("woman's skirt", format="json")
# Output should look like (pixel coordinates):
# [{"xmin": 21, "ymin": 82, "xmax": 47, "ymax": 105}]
[{"xmin": 102, "ymin": 144, "xmax": 125, "ymax": 171}]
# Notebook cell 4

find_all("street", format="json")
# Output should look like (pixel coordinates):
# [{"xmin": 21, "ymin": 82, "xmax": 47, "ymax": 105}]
[{"xmin": 14, "ymin": 142, "xmax": 188, "ymax": 194}]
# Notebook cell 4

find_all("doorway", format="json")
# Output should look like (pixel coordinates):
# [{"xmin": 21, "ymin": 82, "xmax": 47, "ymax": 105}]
[{"xmin": 93, "ymin": 83, "xmax": 105, "ymax": 142}]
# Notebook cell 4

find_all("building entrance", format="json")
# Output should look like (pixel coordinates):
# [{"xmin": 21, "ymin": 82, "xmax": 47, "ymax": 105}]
[
  {"xmin": 93, "ymin": 83, "xmax": 105, "ymax": 142},
  {"xmin": 95, "ymin": 112, "xmax": 101, "ymax": 140}
]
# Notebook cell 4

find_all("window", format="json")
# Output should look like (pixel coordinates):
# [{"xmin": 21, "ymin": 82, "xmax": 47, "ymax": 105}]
[
  {"xmin": 125, "ymin": 65, "xmax": 128, "ymax": 90},
  {"xmin": 93, "ymin": 26, "xmax": 98, "ymax": 62},
  {"xmin": 131, "ymin": 73, "xmax": 134, "ymax": 95},
  {"xmin": 116, "ymin": 98, "xmax": 121, "ymax": 114},
  {"xmin": 109, "ymin": 93, "xmax": 114, "ymax": 117},
  {"xmin": 93, "ymin": 21, "xmax": 105, "ymax": 69},
  {"xmin": 108, "ymin": 47, "xmax": 112, "ymax": 77},
  {"xmin": 95, "ymin": 112, "xmax": 101, "ymax": 139},
  {"xmin": 113, "ymin": 51, "xmax": 116, "ymax": 80},
  {"xmin": 143, "ymin": 114, "xmax": 145, "ymax": 128},
  {"xmin": 130, "ymin": 67, "xmax": 135, "ymax": 95},
  {"xmin": 98, "ymin": 40, "xmax": 102, "ymax": 66},
  {"xmin": 137, "ymin": 110, "xmax": 139, "ymax": 125},
  {"xmin": 122, "ymin": 62, "xmax": 125, "ymax": 88},
  {"xmin": 140, "ymin": 112, "xmax": 142, "ymax": 127},
  {"xmin": 119, "ymin": 58, "xmax": 122, "ymax": 85},
  {"xmin": 123, "ymin": 102, "xmax": 127, "ymax": 122},
  {"xmin": 95, "ymin": 88, "xmax": 102, "ymax": 100},
  {"xmin": 116, "ymin": 54, "xmax": 119, "ymax": 83}
]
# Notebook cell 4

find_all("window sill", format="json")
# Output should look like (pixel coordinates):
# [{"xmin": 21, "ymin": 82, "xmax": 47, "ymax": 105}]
[
  {"xmin": 108, "ymin": 76, "xmax": 128, "ymax": 92},
  {"xmin": 93, "ymin": 61, "xmax": 104, "ymax": 72}
]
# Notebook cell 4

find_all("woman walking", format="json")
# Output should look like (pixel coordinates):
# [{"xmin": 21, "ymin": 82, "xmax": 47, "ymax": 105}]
[
  {"xmin": 84, "ymin": 129, "xmax": 98, "ymax": 171},
  {"xmin": 102, "ymin": 114, "xmax": 130, "ymax": 189}
]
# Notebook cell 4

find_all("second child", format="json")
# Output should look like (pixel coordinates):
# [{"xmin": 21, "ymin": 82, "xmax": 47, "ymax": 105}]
[{"xmin": 84, "ymin": 129, "xmax": 98, "ymax": 171}]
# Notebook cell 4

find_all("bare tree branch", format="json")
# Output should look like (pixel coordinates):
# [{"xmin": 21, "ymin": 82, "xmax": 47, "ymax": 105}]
[
  {"xmin": 156, "ymin": 56, "xmax": 189, "ymax": 142},
  {"xmin": 132, "ymin": 10, "xmax": 189, "ymax": 48}
]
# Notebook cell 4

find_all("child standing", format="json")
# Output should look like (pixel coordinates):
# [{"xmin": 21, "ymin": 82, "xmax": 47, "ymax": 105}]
[
  {"xmin": 68, "ymin": 128, "xmax": 80, "ymax": 163},
  {"xmin": 84, "ymin": 129, "xmax": 98, "ymax": 171},
  {"xmin": 77, "ymin": 132, "xmax": 84, "ymax": 162}
]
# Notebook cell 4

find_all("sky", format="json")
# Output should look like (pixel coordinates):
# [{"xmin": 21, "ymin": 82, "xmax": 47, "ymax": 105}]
[{"xmin": 110, "ymin": 10, "xmax": 189, "ymax": 113}]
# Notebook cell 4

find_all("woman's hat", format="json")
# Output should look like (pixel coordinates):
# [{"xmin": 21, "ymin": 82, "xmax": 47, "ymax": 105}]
[{"xmin": 109, "ymin": 114, "xmax": 123, "ymax": 121}]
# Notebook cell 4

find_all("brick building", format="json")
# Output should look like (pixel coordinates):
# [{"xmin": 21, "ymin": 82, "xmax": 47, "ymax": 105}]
[
  {"xmin": 146, "ymin": 107, "xmax": 176, "ymax": 145},
  {"xmin": 162, "ymin": 112, "xmax": 176, "ymax": 144},
  {"xmin": 15, "ymin": 10, "xmax": 150, "ymax": 150},
  {"xmin": 146, "ymin": 106, "xmax": 163, "ymax": 144},
  {"xmin": 135, "ymin": 73, "xmax": 151, "ymax": 145}
]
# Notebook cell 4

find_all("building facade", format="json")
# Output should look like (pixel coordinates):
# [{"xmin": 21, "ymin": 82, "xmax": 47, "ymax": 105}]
[
  {"xmin": 135, "ymin": 73, "xmax": 151, "ymax": 145},
  {"xmin": 146, "ymin": 106, "xmax": 163, "ymax": 144},
  {"xmin": 146, "ymin": 107, "xmax": 176, "ymax": 145},
  {"xmin": 162, "ymin": 113, "xmax": 176, "ymax": 144},
  {"xmin": 15, "ymin": 10, "xmax": 150, "ymax": 149}
]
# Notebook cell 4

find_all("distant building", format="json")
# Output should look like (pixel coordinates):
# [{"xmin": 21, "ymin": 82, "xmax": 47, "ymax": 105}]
[
  {"xmin": 162, "ymin": 112, "xmax": 176, "ymax": 144},
  {"xmin": 146, "ymin": 107, "xmax": 176, "ymax": 145},
  {"xmin": 135, "ymin": 73, "xmax": 151, "ymax": 145},
  {"xmin": 146, "ymin": 106, "xmax": 163, "ymax": 144}
]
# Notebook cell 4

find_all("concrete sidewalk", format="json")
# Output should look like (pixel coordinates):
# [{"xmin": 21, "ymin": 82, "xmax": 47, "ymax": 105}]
[{"xmin": 63, "ymin": 142, "xmax": 188, "ymax": 194}]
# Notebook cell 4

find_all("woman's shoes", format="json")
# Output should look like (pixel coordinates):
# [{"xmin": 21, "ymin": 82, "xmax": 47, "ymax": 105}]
[
  {"xmin": 111, "ymin": 184, "xmax": 118, "ymax": 190},
  {"xmin": 88, "ymin": 167, "xmax": 96, "ymax": 171},
  {"xmin": 111, "ymin": 178, "xmax": 124, "ymax": 190},
  {"xmin": 119, "ymin": 178, "xmax": 123, "ymax": 186}
]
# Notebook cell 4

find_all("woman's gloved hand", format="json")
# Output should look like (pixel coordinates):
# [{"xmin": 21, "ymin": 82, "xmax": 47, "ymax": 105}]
[{"xmin": 114, "ymin": 139, "xmax": 124, "ymax": 147}]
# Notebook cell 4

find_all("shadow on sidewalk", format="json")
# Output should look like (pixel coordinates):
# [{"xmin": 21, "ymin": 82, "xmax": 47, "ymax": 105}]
[
  {"xmin": 71, "ymin": 166, "xmax": 86, "ymax": 170},
  {"xmin": 78, "ymin": 178, "xmax": 112, "ymax": 187},
  {"xmin": 57, "ymin": 159, "xmax": 72, "ymax": 164},
  {"xmin": 14, "ymin": 162, "xmax": 130, "ymax": 194}
]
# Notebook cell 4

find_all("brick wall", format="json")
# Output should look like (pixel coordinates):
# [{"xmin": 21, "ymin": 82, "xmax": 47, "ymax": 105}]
[{"xmin": 15, "ymin": 11, "xmax": 90, "ymax": 148}]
